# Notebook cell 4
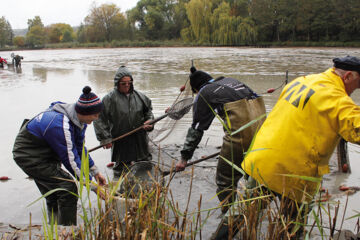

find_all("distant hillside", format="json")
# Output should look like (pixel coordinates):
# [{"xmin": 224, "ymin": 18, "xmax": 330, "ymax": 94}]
[{"xmin": 13, "ymin": 29, "xmax": 27, "ymax": 36}]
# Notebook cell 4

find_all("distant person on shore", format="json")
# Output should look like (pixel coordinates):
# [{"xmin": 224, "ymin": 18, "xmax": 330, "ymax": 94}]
[
  {"xmin": 175, "ymin": 66, "xmax": 266, "ymax": 212},
  {"xmin": 94, "ymin": 66, "xmax": 154, "ymax": 178},
  {"xmin": 0, "ymin": 56, "xmax": 7, "ymax": 68},
  {"xmin": 239, "ymin": 56, "xmax": 360, "ymax": 237},
  {"xmin": 13, "ymin": 86, "xmax": 106, "ymax": 226},
  {"xmin": 12, "ymin": 53, "xmax": 23, "ymax": 68}
]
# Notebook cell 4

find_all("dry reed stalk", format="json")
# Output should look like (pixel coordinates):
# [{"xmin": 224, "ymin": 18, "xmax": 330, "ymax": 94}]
[{"xmin": 195, "ymin": 194, "xmax": 202, "ymax": 240}]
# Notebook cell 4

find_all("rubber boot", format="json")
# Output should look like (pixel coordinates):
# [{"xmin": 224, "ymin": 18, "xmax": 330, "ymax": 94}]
[
  {"xmin": 58, "ymin": 206, "xmax": 77, "ymax": 226},
  {"xmin": 47, "ymin": 209, "xmax": 58, "ymax": 224},
  {"xmin": 211, "ymin": 215, "xmax": 242, "ymax": 240}
]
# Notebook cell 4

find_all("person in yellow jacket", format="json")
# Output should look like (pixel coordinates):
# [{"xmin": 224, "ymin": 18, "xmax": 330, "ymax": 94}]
[
  {"xmin": 213, "ymin": 56, "xmax": 360, "ymax": 240},
  {"xmin": 241, "ymin": 55, "xmax": 360, "ymax": 212}
]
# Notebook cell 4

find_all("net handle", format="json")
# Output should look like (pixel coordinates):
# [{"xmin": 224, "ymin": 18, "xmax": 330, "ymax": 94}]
[
  {"xmin": 88, "ymin": 98, "xmax": 193, "ymax": 153},
  {"xmin": 162, "ymin": 151, "xmax": 220, "ymax": 176}
]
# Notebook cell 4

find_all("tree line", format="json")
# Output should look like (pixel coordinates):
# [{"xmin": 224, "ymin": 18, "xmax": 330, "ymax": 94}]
[{"xmin": 1, "ymin": 0, "xmax": 360, "ymax": 49}]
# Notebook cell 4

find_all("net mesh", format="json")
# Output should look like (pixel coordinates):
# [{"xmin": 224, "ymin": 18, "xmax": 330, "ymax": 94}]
[
  {"xmin": 167, "ymin": 97, "xmax": 193, "ymax": 120},
  {"xmin": 149, "ymin": 79, "xmax": 193, "ymax": 144}
]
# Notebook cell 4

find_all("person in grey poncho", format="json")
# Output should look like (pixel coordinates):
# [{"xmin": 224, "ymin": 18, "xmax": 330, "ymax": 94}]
[{"xmin": 94, "ymin": 66, "xmax": 154, "ymax": 177}]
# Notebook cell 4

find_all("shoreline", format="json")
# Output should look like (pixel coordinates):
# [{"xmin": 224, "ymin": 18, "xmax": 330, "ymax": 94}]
[{"xmin": 2, "ymin": 41, "xmax": 360, "ymax": 52}]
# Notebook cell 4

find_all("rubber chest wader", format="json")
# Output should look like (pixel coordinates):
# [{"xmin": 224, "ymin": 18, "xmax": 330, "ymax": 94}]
[
  {"xmin": 216, "ymin": 97, "xmax": 266, "ymax": 204},
  {"xmin": 13, "ymin": 119, "xmax": 78, "ymax": 226}
]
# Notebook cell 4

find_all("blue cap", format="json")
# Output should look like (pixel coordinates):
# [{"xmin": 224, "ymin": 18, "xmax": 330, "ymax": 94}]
[{"xmin": 333, "ymin": 56, "xmax": 360, "ymax": 73}]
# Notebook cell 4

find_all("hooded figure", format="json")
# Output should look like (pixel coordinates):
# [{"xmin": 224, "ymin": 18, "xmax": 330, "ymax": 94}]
[
  {"xmin": 13, "ymin": 86, "xmax": 106, "ymax": 226},
  {"xmin": 94, "ymin": 65, "xmax": 154, "ymax": 177}
]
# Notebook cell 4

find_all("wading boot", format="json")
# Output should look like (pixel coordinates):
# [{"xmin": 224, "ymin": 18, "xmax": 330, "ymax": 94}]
[
  {"xmin": 47, "ymin": 209, "xmax": 58, "ymax": 224},
  {"xmin": 211, "ymin": 215, "xmax": 242, "ymax": 240},
  {"xmin": 58, "ymin": 206, "xmax": 77, "ymax": 226}
]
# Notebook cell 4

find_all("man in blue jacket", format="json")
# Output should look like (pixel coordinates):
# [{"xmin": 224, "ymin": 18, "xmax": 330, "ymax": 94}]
[{"xmin": 13, "ymin": 86, "xmax": 106, "ymax": 226}]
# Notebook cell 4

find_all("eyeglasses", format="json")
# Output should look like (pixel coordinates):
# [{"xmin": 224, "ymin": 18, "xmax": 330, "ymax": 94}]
[{"xmin": 119, "ymin": 81, "xmax": 133, "ymax": 86}]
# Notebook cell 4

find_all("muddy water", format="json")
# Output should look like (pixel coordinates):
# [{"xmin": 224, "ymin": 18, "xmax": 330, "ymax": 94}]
[{"xmin": 1, "ymin": 47, "xmax": 360, "ymax": 238}]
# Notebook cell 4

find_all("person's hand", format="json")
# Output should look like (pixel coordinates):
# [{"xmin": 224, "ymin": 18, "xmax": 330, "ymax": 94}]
[
  {"xmin": 94, "ymin": 173, "xmax": 106, "ymax": 186},
  {"xmin": 175, "ymin": 159, "xmax": 187, "ymax": 172},
  {"xmin": 143, "ymin": 120, "xmax": 154, "ymax": 131},
  {"xmin": 103, "ymin": 142, "xmax": 112, "ymax": 149},
  {"xmin": 91, "ymin": 183, "xmax": 107, "ymax": 200}
]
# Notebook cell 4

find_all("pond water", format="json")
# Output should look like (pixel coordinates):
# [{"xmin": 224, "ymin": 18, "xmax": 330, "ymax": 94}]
[{"xmin": 1, "ymin": 47, "xmax": 360, "ymax": 238}]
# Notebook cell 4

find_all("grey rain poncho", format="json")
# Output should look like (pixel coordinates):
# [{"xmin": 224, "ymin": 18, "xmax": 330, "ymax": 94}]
[{"xmin": 94, "ymin": 75, "xmax": 154, "ymax": 174}]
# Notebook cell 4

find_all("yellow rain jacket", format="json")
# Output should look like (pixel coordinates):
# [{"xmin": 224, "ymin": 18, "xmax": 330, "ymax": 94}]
[{"xmin": 242, "ymin": 68, "xmax": 360, "ymax": 202}]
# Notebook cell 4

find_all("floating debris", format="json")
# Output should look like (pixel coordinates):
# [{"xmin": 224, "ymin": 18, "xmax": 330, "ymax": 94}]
[
  {"xmin": 0, "ymin": 176, "xmax": 10, "ymax": 181},
  {"xmin": 107, "ymin": 162, "xmax": 115, "ymax": 168},
  {"xmin": 267, "ymin": 88, "xmax": 275, "ymax": 93},
  {"xmin": 339, "ymin": 185, "xmax": 350, "ymax": 191}
]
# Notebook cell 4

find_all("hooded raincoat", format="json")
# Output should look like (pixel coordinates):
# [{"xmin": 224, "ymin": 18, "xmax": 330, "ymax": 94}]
[
  {"xmin": 242, "ymin": 68, "xmax": 360, "ymax": 203},
  {"xmin": 94, "ymin": 77, "xmax": 154, "ymax": 173}
]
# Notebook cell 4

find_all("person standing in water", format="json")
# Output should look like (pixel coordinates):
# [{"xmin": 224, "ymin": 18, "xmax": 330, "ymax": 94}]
[{"xmin": 13, "ymin": 86, "xmax": 106, "ymax": 226}]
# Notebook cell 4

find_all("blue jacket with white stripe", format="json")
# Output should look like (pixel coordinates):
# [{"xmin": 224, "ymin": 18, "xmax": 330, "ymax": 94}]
[{"xmin": 26, "ymin": 102, "xmax": 97, "ymax": 179}]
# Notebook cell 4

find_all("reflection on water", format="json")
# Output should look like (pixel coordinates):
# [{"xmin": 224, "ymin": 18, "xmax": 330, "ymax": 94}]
[
  {"xmin": 85, "ymin": 69, "xmax": 116, "ymax": 91},
  {"xmin": 32, "ymin": 68, "xmax": 47, "ymax": 82},
  {"xmin": 1, "ymin": 47, "xmax": 360, "ymax": 236}
]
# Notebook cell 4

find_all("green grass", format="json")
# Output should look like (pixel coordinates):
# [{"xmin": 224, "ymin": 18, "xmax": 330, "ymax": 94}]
[{"xmin": 21, "ymin": 105, "xmax": 359, "ymax": 240}]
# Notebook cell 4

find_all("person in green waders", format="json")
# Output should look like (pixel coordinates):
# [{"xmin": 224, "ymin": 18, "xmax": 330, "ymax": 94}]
[
  {"xmin": 93, "ymin": 66, "xmax": 154, "ymax": 178},
  {"xmin": 13, "ymin": 86, "xmax": 107, "ymax": 226},
  {"xmin": 175, "ymin": 66, "xmax": 266, "ymax": 212}
]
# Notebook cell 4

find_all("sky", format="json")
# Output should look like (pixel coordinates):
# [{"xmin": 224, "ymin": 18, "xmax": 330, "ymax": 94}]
[{"xmin": 1, "ymin": 0, "xmax": 139, "ymax": 29}]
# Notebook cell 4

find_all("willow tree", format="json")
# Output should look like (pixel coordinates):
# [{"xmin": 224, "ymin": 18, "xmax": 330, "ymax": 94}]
[
  {"xmin": 184, "ymin": 0, "xmax": 213, "ymax": 44},
  {"xmin": 235, "ymin": 17, "xmax": 257, "ymax": 44},
  {"xmin": 84, "ymin": 3, "xmax": 127, "ymax": 42},
  {"xmin": 211, "ymin": 2, "xmax": 233, "ymax": 45}
]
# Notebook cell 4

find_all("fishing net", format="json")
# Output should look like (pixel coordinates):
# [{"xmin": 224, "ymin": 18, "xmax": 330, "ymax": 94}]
[
  {"xmin": 166, "ymin": 97, "xmax": 193, "ymax": 120},
  {"xmin": 117, "ymin": 161, "xmax": 164, "ymax": 196},
  {"xmin": 148, "ymin": 78, "xmax": 194, "ymax": 144}
]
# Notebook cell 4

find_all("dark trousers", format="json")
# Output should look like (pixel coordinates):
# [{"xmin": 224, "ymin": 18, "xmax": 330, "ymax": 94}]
[
  {"xmin": 15, "ymin": 160, "xmax": 78, "ymax": 226},
  {"xmin": 13, "ymin": 120, "xmax": 78, "ymax": 226}
]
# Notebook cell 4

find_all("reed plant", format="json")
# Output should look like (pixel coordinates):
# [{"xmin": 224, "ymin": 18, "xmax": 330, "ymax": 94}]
[
  {"xmin": 17, "ymin": 103, "xmax": 360, "ymax": 240},
  {"xmin": 27, "ymin": 143, "xmax": 213, "ymax": 240}
]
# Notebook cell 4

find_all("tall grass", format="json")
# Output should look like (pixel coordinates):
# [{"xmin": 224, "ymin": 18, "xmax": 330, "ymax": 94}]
[{"xmin": 17, "ymin": 107, "xmax": 360, "ymax": 240}]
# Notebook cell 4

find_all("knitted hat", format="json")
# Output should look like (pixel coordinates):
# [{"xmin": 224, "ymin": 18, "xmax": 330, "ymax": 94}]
[
  {"xmin": 333, "ymin": 56, "xmax": 360, "ymax": 73},
  {"xmin": 75, "ymin": 86, "xmax": 103, "ymax": 115},
  {"xmin": 189, "ymin": 66, "xmax": 213, "ymax": 93}
]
